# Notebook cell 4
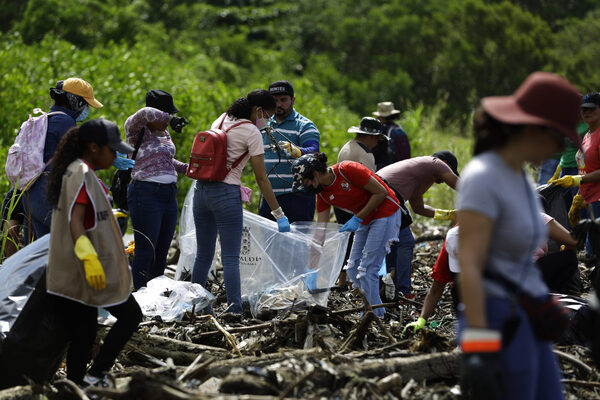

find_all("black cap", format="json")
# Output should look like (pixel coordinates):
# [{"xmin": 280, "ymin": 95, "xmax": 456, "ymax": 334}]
[
  {"xmin": 269, "ymin": 80, "xmax": 294, "ymax": 98},
  {"xmin": 348, "ymin": 117, "xmax": 383, "ymax": 135},
  {"xmin": 582, "ymin": 92, "xmax": 600, "ymax": 108},
  {"xmin": 80, "ymin": 119, "xmax": 134, "ymax": 154},
  {"xmin": 145, "ymin": 89, "xmax": 179, "ymax": 114},
  {"xmin": 432, "ymin": 150, "xmax": 459, "ymax": 177}
]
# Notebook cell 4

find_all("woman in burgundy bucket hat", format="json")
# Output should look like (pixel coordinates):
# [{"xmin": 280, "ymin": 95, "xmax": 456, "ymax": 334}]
[{"xmin": 455, "ymin": 72, "xmax": 580, "ymax": 400}]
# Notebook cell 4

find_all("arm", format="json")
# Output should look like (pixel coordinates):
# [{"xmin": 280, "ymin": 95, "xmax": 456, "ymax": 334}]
[
  {"xmin": 408, "ymin": 196, "xmax": 435, "ymax": 218},
  {"xmin": 298, "ymin": 140, "xmax": 319, "ymax": 155},
  {"xmin": 70, "ymin": 203, "xmax": 87, "ymax": 241},
  {"xmin": 250, "ymin": 154, "xmax": 281, "ymax": 211},
  {"xmin": 457, "ymin": 210, "xmax": 494, "ymax": 328},
  {"xmin": 547, "ymin": 218, "xmax": 577, "ymax": 249},
  {"xmin": 354, "ymin": 176, "xmax": 388, "ymax": 220},
  {"xmin": 124, "ymin": 107, "xmax": 170, "ymax": 145},
  {"xmin": 172, "ymin": 159, "xmax": 189, "ymax": 174},
  {"xmin": 421, "ymin": 280, "xmax": 447, "ymax": 320}
]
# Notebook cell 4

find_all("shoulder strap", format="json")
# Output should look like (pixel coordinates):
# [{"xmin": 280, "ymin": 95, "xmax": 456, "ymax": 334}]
[
  {"xmin": 218, "ymin": 114, "xmax": 252, "ymax": 169},
  {"xmin": 131, "ymin": 128, "xmax": 145, "ymax": 160}
]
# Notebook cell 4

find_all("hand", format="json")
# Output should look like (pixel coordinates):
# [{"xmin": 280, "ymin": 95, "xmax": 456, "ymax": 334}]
[
  {"xmin": 169, "ymin": 116, "xmax": 189, "ymax": 133},
  {"xmin": 433, "ymin": 209, "xmax": 455, "ymax": 221},
  {"xmin": 277, "ymin": 141, "xmax": 302, "ymax": 158},
  {"xmin": 277, "ymin": 216, "xmax": 290, "ymax": 232},
  {"xmin": 339, "ymin": 215, "xmax": 363, "ymax": 232},
  {"xmin": 553, "ymin": 175, "xmax": 582, "ymax": 188},
  {"xmin": 569, "ymin": 194, "xmax": 585, "ymax": 227},
  {"xmin": 460, "ymin": 328, "xmax": 503, "ymax": 400},
  {"xmin": 112, "ymin": 152, "xmax": 135, "ymax": 170},
  {"xmin": 402, "ymin": 316, "xmax": 426, "ymax": 336},
  {"xmin": 74, "ymin": 235, "xmax": 106, "ymax": 291}
]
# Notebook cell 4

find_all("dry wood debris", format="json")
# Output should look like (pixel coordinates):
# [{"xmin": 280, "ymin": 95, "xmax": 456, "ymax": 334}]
[{"xmin": 1, "ymin": 222, "xmax": 599, "ymax": 399}]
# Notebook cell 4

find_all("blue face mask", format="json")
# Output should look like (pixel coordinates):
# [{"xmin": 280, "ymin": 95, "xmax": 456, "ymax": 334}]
[{"xmin": 76, "ymin": 106, "xmax": 89, "ymax": 122}]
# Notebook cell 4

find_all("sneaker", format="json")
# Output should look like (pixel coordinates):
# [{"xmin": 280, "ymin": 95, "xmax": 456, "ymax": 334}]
[{"xmin": 82, "ymin": 373, "xmax": 115, "ymax": 389}]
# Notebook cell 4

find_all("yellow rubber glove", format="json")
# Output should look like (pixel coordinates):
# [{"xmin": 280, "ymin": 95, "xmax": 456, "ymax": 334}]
[
  {"xmin": 546, "ymin": 165, "xmax": 562, "ymax": 184},
  {"xmin": 569, "ymin": 194, "xmax": 585, "ymax": 227},
  {"xmin": 553, "ymin": 175, "xmax": 582, "ymax": 188},
  {"xmin": 433, "ymin": 209, "xmax": 456, "ymax": 221},
  {"xmin": 402, "ymin": 316, "xmax": 426, "ymax": 335},
  {"xmin": 74, "ymin": 235, "xmax": 106, "ymax": 291},
  {"xmin": 277, "ymin": 141, "xmax": 302, "ymax": 158}
]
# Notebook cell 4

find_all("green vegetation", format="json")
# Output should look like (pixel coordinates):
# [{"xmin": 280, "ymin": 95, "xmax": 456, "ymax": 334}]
[{"xmin": 1, "ymin": 0, "xmax": 598, "ymax": 218}]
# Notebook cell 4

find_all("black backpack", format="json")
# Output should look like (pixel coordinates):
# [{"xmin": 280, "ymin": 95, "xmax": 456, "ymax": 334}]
[{"xmin": 110, "ymin": 129, "xmax": 144, "ymax": 210}]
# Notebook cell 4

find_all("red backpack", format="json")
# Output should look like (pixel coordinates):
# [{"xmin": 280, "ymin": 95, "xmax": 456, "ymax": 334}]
[{"xmin": 186, "ymin": 115, "xmax": 251, "ymax": 181}]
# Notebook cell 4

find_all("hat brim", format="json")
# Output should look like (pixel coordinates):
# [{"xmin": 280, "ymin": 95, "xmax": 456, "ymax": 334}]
[
  {"xmin": 84, "ymin": 97, "xmax": 104, "ymax": 109},
  {"xmin": 582, "ymin": 102, "xmax": 598, "ymax": 108},
  {"xmin": 347, "ymin": 126, "xmax": 381, "ymax": 135},
  {"xmin": 109, "ymin": 141, "xmax": 135, "ymax": 154},
  {"xmin": 481, "ymin": 96, "xmax": 581, "ymax": 148},
  {"xmin": 372, "ymin": 110, "xmax": 401, "ymax": 118}
]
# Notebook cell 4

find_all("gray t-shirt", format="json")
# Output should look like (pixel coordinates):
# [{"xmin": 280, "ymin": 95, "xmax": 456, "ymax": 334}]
[{"xmin": 456, "ymin": 151, "xmax": 548, "ymax": 298}]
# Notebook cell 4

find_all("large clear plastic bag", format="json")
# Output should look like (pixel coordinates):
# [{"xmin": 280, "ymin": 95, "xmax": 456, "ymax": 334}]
[
  {"xmin": 0, "ymin": 234, "xmax": 49, "ymax": 339},
  {"xmin": 176, "ymin": 184, "xmax": 350, "ymax": 316}
]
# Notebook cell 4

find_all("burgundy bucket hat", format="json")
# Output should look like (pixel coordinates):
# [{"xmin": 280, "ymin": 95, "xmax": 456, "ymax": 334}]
[{"xmin": 481, "ymin": 72, "xmax": 582, "ymax": 147}]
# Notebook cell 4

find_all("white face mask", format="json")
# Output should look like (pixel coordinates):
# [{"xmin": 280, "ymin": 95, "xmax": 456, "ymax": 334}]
[{"xmin": 255, "ymin": 110, "xmax": 268, "ymax": 129}]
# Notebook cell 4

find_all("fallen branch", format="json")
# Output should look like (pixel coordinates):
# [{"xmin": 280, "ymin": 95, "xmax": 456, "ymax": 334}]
[
  {"xmin": 554, "ymin": 349, "xmax": 593, "ymax": 375},
  {"xmin": 354, "ymin": 288, "xmax": 396, "ymax": 344},
  {"xmin": 561, "ymin": 379, "xmax": 600, "ymax": 388},
  {"xmin": 337, "ymin": 311, "xmax": 376, "ymax": 353},
  {"xmin": 199, "ymin": 315, "xmax": 242, "ymax": 357}
]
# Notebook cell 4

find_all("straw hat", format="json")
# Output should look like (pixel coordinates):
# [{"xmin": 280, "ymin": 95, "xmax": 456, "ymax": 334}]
[{"xmin": 372, "ymin": 101, "xmax": 401, "ymax": 118}]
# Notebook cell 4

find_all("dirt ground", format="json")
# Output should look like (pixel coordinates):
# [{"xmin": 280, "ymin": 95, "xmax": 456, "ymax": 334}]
[{"xmin": 1, "ymin": 222, "xmax": 599, "ymax": 399}]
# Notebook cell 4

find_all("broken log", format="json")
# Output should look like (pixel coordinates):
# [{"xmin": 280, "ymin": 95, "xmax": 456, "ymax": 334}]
[{"xmin": 125, "ymin": 333, "xmax": 228, "ymax": 365}]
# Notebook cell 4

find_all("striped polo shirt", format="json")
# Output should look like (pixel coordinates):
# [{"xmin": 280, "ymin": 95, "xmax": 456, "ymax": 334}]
[{"xmin": 263, "ymin": 109, "xmax": 320, "ymax": 195}]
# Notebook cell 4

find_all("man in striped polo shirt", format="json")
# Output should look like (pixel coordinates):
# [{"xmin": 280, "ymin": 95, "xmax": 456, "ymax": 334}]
[{"xmin": 258, "ymin": 80, "xmax": 321, "ymax": 222}]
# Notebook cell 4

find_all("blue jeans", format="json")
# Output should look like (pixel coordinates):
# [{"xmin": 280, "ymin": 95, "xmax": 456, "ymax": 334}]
[
  {"xmin": 21, "ymin": 174, "xmax": 52, "ymax": 240},
  {"xmin": 458, "ymin": 297, "xmax": 563, "ymax": 400},
  {"xmin": 537, "ymin": 158, "xmax": 560, "ymax": 186},
  {"xmin": 346, "ymin": 216, "xmax": 393, "ymax": 317},
  {"xmin": 128, "ymin": 180, "xmax": 178, "ymax": 290},
  {"xmin": 192, "ymin": 181, "xmax": 243, "ymax": 314},
  {"xmin": 259, "ymin": 192, "xmax": 315, "ymax": 223},
  {"xmin": 387, "ymin": 226, "xmax": 415, "ymax": 295}
]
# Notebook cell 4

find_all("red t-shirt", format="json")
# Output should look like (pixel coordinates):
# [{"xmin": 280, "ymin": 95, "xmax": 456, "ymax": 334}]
[
  {"xmin": 577, "ymin": 127, "xmax": 600, "ymax": 203},
  {"xmin": 74, "ymin": 160, "xmax": 110, "ymax": 229},
  {"xmin": 430, "ymin": 240, "xmax": 453, "ymax": 284},
  {"xmin": 316, "ymin": 161, "xmax": 399, "ymax": 224}
]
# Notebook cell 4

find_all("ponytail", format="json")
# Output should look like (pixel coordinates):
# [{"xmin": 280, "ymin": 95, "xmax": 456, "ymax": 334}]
[{"xmin": 226, "ymin": 89, "xmax": 276, "ymax": 120}]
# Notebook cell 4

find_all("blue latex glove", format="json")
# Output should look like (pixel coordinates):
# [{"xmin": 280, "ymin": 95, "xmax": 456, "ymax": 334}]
[
  {"xmin": 277, "ymin": 216, "xmax": 290, "ymax": 232},
  {"xmin": 304, "ymin": 271, "xmax": 318, "ymax": 291},
  {"xmin": 339, "ymin": 215, "xmax": 363, "ymax": 232},
  {"xmin": 113, "ymin": 152, "xmax": 135, "ymax": 170}
]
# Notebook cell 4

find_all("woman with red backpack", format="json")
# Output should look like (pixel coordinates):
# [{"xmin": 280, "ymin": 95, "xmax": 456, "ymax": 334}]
[{"xmin": 191, "ymin": 89, "xmax": 290, "ymax": 316}]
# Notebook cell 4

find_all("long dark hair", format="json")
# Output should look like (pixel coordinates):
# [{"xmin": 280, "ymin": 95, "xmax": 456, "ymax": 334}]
[
  {"xmin": 473, "ymin": 107, "xmax": 524, "ymax": 156},
  {"xmin": 46, "ymin": 126, "xmax": 107, "ymax": 207},
  {"xmin": 226, "ymin": 89, "xmax": 276, "ymax": 119}
]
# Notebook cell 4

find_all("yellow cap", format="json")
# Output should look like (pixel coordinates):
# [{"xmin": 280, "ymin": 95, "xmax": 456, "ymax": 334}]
[{"xmin": 62, "ymin": 77, "xmax": 103, "ymax": 108}]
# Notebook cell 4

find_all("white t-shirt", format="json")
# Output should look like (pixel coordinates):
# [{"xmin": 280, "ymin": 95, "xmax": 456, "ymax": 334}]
[
  {"xmin": 211, "ymin": 113, "xmax": 264, "ymax": 186},
  {"xmin": 445, "ymin": 226, "xmax": 460, "ymax": 273}
]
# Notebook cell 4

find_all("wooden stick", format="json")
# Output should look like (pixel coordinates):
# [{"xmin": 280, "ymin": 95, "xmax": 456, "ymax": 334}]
[
  {"xmin": 561, "ymin": 379, "xmax": 600, "ymax": 388},
  {"xmin": 354, "ymin": 288, "xmax": 397, "ymax": 344},
  {"xmin": 199, "ymin": 315, "xmax": 242, "ymax": 357},
  {"xmin": 554, "ymin": 349, "xmax": 593, "ymax": 375}
]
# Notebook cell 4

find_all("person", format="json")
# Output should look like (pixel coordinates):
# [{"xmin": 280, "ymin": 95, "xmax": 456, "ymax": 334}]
[
  {"xmin": 536, "ymin": 154, "xmax": 561, "ymax": 186},
  {"xmin": 404, "ymin": 213, "xmax": 578, "ymax": 335},
  {"xmin": 292, "ymin": 153, "xmax": 401, "ymax": 317},
  {"xmin": 371, "ymin": 101, "xmax": 410, "ymax": 170},
  {"xmin": 377, "ymin": 151, "xmax": 459, "ymax": 297},
  {"xmin": 553, "ymin": 93, "xmax": 600, "ymax": 256},
  {"xmin": 456, "ymin": 71, "xmax": 581, "ymax": 399},
  {"xmin": 22, "ymin": 78, "xmax": 103, "ymax": 240},
  {"xmin": 124, "ymin": 90, "xmax": 189, "ymax": 289},
  {"xmin": 258, "ymin": 80, "xmax": 320, "ymax": 223},
  {"xmin": 45, "ymin": 119, "xmax": 142, "ymax": 387},
  {"xmin": 335, "ymin": 117, "xmax": 384, "ymax": 285},
  {"xmin": 192, "ymin": 90, "xmax": 290, "ymax": 315}
]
